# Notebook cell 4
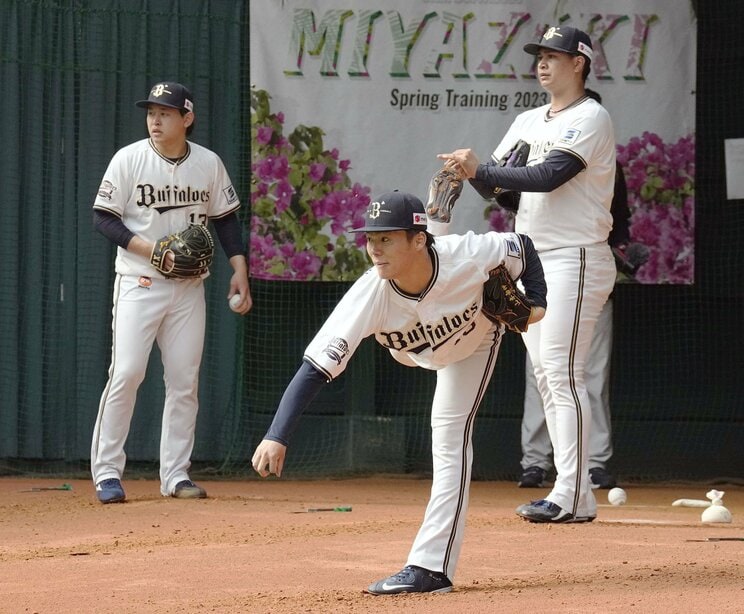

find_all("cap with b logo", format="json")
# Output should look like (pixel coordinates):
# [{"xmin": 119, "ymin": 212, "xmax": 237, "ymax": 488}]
[
  {"xmin": 135, "ymin": 82, "xmax": 194, "ymax": 112},
  {"xmin": 351, "ymin": 191, "xmax": 428, "ymax": 233},
  {"xmin": 523, "ymin": 25, "xmax": 593, "ymax": 63}
]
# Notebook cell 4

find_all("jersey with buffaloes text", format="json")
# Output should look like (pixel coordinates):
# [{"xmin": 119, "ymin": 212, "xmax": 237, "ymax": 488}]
[
  {"xmin": 304, "ymin": 232, "xmax": 529, "ymax": 379},
  {"xmin": 93, "ymin": 138, "xmax": 239, "ymax": 277}
]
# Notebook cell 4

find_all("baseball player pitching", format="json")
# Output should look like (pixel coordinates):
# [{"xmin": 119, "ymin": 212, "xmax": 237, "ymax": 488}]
[
  {"xmin": 251, "ymin": 190, "xmax": 547, "ymax": 594},
  {"xmin": 438, "ymin": 25, "xmax": 617, "ymax": 523},
  {"xmin": 91, "ymin": 81, "xmax": 252, "ymax": 504}
]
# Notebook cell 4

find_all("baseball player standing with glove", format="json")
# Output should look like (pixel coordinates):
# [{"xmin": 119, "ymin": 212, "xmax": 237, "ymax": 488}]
[
  {"xmin": 91, "ymin": 82, "xmax": 252, "ymax": 504},
  {"xmin": 439, "ymin": 25, "xmax": 617, "ymax": 523},
  {"xmin": 252, "ymin": 190, "xmax": 547, "ymax": 594}
]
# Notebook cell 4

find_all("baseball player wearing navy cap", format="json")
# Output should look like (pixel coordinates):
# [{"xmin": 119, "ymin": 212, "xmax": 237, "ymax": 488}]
[
  {"xmin": 90, "ymin": 81, "xmax": 252, "ymax": 503},
  {"xmin": 439, "ymin": 24, "xmax": 617, "ymax": 523},
  {"xmin": 251, "ymin": 190, "xmax": 547, "ymax": 593}
]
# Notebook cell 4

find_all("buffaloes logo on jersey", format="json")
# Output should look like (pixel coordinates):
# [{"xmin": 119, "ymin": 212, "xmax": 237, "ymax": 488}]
[
  {"xmin": 323, "ymin": 337, "xmax": 349, "ymax": 365},
  {"xmin": 98, "ymin": 180, "xmax": 117, "ymax": 201}
]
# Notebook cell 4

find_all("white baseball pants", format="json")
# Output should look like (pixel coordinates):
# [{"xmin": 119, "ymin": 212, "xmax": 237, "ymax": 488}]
[
  {"xmin": 521, "ymin": 243, "xmax": 615, "ymax": 519},
  {"xmin": 521, "ymin": 296, "xmax": 615, "ymax": 470},
  {"xmin": 406, "ymin": 326, "xmax": 503, "ymax": 580},
  {"xmin": 91, "ymin": 274, "xmax": 206, "ymax": 495}
]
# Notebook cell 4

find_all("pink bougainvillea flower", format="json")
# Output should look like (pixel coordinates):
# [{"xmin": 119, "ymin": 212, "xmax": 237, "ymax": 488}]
[
  {"xmin": 309, "ymin": 162, "xmax": 327, "ymax": 182},
  {"xmin": 250, "ymin": 88, "xmax": 373, "ymax": 281},
  {"xmin": 256, "ymin": 126, "xmax": 273, "ymax": 145}
]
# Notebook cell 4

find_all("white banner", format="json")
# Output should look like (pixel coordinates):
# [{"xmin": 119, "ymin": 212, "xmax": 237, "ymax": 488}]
[{"xmin": 250, "ymin": 0, "xmax": 696, "ymax": 283}]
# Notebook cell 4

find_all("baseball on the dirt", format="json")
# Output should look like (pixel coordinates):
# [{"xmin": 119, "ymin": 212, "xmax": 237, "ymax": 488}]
[
  {"xmin": 229, "ymin": 294, "xmax": 242, "ymax": 311},
  {"xmin": 608, "ymin": 487, "xmax": 627, "ymax": 506}
]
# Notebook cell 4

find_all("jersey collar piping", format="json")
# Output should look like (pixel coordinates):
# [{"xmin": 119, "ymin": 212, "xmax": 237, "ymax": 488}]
[
  {"xmin": 148, "ymin": 139, "xmax": 192, "ymax": 165},
  {"xmin": 389, "ymin": 247, "xmax": 439, "ymax": 301}
]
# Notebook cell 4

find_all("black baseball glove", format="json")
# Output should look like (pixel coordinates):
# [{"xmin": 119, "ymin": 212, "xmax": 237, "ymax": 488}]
[
  {"xmin": 150, "ymin": 224, "xmax": 215, "ymax": 278},
  {"xmin": 426, "ymin": 167, "xmax": 463, "ymax": 223},
  {"xmin": 481, "ymin": 264, "xmax": 533, "ymax": 333},
  {"xmin": 612, "ymin": 242, "xmax": 650, "ymax": 279},
  {"xmin": 498, "ymin": 139, "xmax": 530, "ymax": 169},
  {"xmin": 492, "ymin": 139, "xmax": 530, "ymax": 211}
]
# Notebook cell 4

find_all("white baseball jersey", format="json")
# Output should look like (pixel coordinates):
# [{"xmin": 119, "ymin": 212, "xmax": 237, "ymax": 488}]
[
  {"xmin": 492, "ymin": 98, "xmax": 615, "ymax": 252},
  {"xmin": 304, "ymin": 231, "xmax": 527, "ymax": 378},
  {"xmin": 92, "ymin": 138, "xmax": 240, "ymax": 277}
]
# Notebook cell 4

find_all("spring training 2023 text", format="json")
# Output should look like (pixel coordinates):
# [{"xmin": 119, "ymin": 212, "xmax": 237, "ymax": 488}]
[{"xmin": 389, "ymin": 88, "xmax": 548, "ymax": 111}]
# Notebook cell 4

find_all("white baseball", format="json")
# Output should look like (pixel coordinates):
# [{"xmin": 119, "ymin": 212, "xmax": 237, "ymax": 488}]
[
  {"xmin": 608, "ymin": 487, "xmax": 627, "ymax": 506},
  {"xmin": 229, "ymin": 294, "xmax": 242, "ymax": 311}
]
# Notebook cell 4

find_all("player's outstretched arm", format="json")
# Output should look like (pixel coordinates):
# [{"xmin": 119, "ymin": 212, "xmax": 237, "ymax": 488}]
[
  {"xmin": 250, "ymin": 361, "xmax": 328, "ymax": 478},
  {"xmin": 252, "ymin": 439, "xmax": 287, "ymax": 478}
]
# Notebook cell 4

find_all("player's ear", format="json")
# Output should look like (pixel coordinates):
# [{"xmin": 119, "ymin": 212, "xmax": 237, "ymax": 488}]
[{"xmin": 183, "ymin": 112, "xmax": 195, "ymax": 128}]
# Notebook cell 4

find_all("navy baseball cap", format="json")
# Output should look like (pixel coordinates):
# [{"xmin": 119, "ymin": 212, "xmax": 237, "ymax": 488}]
[
  {"xmin": 523, "ymin": 25, "xmax": 593, "ymax": 63},
  {"xmin": 351, "ymin": 191, "xmax": 428, "ymax": 233},
  {"xmin": 135, "ymin": 82, "xmax": 194, "ymax": 112}
]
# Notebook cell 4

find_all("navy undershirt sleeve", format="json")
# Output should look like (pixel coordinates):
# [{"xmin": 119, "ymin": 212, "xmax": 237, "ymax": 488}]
[
  {"xmin": 94, "ymin": 209, "xmax": 135, "ymax": 249},
  {"xmin": 212, "ymin": 213, "xmax": 245, "ymax": 258},
  {"xmin": 264, "ymin": 360, "xmax": 329, "ymax": 446},
  {"xmin": 518, "ymin": 234, "xmax": 548, "ymax": 309},
  {"xmin": 469, "ymin": 149, "xmax": 585, "ymax": 198}
]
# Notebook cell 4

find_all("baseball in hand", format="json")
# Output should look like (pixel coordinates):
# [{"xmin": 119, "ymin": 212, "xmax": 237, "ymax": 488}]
[
  {"xmin": 608, "ymin": 487, "xmax": 627, "ymax": 506},
  {"xmin": 229, "ymin": 294, "xmax": 242, "ymax": 312}
]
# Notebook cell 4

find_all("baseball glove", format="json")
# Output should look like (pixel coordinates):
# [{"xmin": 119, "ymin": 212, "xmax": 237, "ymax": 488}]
[
  {"xmin": 150, "ymin": 224, "xmax": 215, "ymax": 278},
  {"xmin": 612, "ymin": 242, "xmax": 650, "ymax": 278},
  {"xmin": 481, "ymin": 264, "xmax": 533, "ymax": 333},
  {"xmin": 492, "ymin": 139, "xmax": 531, "ymax": 210},
  {"xmin": 497, "ymin": 139, "xmax": 530, "ymax": 169},
  {"xmin": 426, "ymin": 167, "xmax": 463, "ymax": 223}
]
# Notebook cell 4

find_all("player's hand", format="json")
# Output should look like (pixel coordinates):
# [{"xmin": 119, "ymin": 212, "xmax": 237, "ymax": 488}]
[
  {"xmin": 228, "ymin": 255, "xmax": 253, "ymax": 315},
  {"xmin": 437, "ymin": 148, "xmax": 480, "ymax": 179},
  {"xmin": 528, "ymin": 306, "xmax": 546, "ymax": 325},
  {"xmin": 163, "ymin": 251, "xmax": 175, "ymax": 272},
  {"xmin": 252, "ymin": 439, "xmax": 287, "ymax": 478}
]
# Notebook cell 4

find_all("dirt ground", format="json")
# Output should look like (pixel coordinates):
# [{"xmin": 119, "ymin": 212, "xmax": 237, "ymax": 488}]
[{"xmin": 0, "ymin": 476, "xmax": 742, "ymax": 613}]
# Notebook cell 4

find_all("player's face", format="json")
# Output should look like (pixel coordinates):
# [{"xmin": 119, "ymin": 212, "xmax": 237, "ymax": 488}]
[
  {"xmin": 535, "ymin": 49, "xmax": 582, "ymax": 92},
  {"xmin": 146, "ymin": 104, "xmax": 192, "ymax": 146},
  {"xmin": 365, "ymin": 231, "xmax": 421, "ymax": 280}
]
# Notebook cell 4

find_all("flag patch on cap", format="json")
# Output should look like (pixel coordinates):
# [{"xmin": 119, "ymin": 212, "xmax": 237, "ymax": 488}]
[{"xmin": 577, "ymin": 41, "xmax": 593, "ymax": 61}]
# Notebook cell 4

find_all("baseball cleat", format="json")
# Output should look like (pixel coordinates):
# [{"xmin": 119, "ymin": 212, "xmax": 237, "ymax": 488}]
[
  {"xmin": 518, "ymin": 466, "xmax": 549, "ymax": 488},
  {"xmin": 96, "ymin": 478, "xmax": 126, "ymax": 504},
  {"xmin": 589, "ymin": 467, "xmax": 617, "ymax": 490},
  {"xmin": 172, "ymin": 479, "xmax": 207, "ymax": 499},
  {"xmin": 366, "ymin": 565, "xmax": 453, "ymax": 595},
  {"xmin": 516, "ymin": 499, "xmax": 595, "ymax": 523}
]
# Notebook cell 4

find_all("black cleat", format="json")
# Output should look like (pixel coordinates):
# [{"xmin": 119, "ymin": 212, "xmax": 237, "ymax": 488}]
[
  {"xmin": 589, "ymin": 467, "xmax": 617, "ymax": 490},
  {"xmin": 518, "ymin": 466, "xmax": 548, "ymax": 488},
  {"xmin": 366, "ymin": 565, "xmax": 453, "ymax": 595},
  {"xmin": 516, "ymin": 499, "xmax": 595, "ymax": 523}
]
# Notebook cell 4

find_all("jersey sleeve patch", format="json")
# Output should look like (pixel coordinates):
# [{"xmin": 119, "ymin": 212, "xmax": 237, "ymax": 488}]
[
  {"xmin": 97, "ymin": 180, "xmax": 117, "ymax": 201},
  {"xmin": 223, "ymin": 184, "xmax": 239, "ymax": 205},
  {"xmin": 558, "ymin": 128, "xmax": 582, "ymax": 146},
  {"xmin": 506, "ymin": 236, "xmax": 522, "ymax": 259},
  {"xmin": 322, "ymin": 337, "xmax": 350, "ymax": 366}
]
